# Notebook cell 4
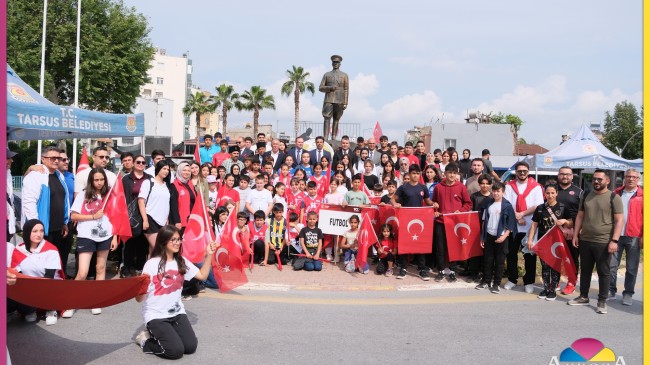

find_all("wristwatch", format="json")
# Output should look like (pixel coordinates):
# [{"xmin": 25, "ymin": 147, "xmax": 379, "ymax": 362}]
[{"xmin": 611, "ymin": 239, "xmax": 619, "ymax": 243}]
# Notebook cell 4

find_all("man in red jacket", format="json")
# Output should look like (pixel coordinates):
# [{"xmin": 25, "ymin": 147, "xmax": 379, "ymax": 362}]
[
  {"xmin": 609, "ymin": 168, "xmax": 643, "ymax": 306},
  {"xmin": 431, "ymin": 163, "xmax": 472, "ymax": 282}
]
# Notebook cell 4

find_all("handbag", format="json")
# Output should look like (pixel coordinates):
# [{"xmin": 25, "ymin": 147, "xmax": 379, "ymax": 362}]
[{"xmin": 545, "ymin": 205, "xmax": 573, "ymax": 241}]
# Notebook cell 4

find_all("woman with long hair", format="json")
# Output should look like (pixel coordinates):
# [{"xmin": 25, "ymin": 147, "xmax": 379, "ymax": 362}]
[
  {"xmin": 135, "ymin": 225, "xmax": 217, "ymax": 359},
  {"xmin": 64, "ymin": 168, "xmax": 118, "ymax": 318},
  {"xmin": 190, "ymin": 160, "xmax": 209, "ymax": 209},
  {"xmin": 340, "ymin": 154, "xmax": 355, "ymax": 179},
  {"xmin": 139, "ymin": 160, "xmax": 173, "ymax": 256},
  {"xmin": 121, "ymin": 154, "xmax": 150, "ymax": 278}
]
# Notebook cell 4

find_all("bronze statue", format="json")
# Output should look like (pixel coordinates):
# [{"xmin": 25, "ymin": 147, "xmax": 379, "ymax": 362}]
[{"xmin": 319, "ymin": 55, "xmax": 349, "ymax": 141}]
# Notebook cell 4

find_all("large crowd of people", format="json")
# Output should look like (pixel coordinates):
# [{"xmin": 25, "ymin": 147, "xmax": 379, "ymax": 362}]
[{"xmin": 5, "ymin": 131, "xmax": 643, "ymax": 359}]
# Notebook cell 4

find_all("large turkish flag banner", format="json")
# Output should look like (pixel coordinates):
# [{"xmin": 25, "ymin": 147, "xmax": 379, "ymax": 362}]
[
  {"xmin": 397, "ymin": 207, "xmax": 434, "ymax": 254},
  {"xmin": 443, "ymin": 212, "xmax": 482, "ymax": 261}
]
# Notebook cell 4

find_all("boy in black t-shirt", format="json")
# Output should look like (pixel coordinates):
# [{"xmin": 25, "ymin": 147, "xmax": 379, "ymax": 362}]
[
  {"xmin": 380, "ymin": 180, "xmax": 398, "ymax": 205},
  {"xmin": 297, "ymin": 211, "xmax": 324, "ymax": 271}
]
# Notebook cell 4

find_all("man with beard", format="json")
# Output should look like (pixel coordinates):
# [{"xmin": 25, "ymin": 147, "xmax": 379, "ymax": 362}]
[
  {"xmin": 555, "ymin": 166, "xmax": 582, "ymax": 295},
  {"xmin": 465, "ymin": 158, "xmax": 485, "ymax": 196},
  {"xmin": 568, "ymin": 170, "xmax": 623, "ymax": 314}
]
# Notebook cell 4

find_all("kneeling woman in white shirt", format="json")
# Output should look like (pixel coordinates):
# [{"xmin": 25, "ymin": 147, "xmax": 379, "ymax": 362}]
[{"xmin": 135, "ymin": 225, "xmax": 216, "ymax": 360}]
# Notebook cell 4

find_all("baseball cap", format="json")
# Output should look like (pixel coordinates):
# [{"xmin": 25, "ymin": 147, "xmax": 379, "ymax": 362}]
[{"xmin": 207, "ymin": 175, "xmax": 217, "ymax": 184}]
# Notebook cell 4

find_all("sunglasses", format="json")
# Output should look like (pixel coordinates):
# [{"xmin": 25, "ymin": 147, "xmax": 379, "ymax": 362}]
[
  {"xmin": 43, "ymin": 156, "xmax": 61, "ymax": 161},
  {"xmin": 593, "ymin": 178, "xmax": 605, "ymax": 183},
  {"xmin": 95, "ymin": 155, "xmax": 110, "ymax": 160},
  {"xmin": 135, "ymin": 160, "xmax": 146, "ymax": 165},
  {"xmin": 516, "ymin": 170, "xmax": 528, "ymax": 174}
]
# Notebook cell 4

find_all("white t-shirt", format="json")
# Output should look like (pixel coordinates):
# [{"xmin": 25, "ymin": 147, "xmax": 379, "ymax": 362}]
[
  {"xmin": 504, "ymin": 181, "xmax": 544, "ymax": 233},
  {"xmin": 71, "ymin": 193, "xmax": 114, "ymax": 241},
  {"xmin": 139, "ymin": 179, "xmax": 171, "ymax": 226},
  {"xmin": 234, "ymin": 187, "xmax": 251, "ymax": 212},
  {"xmin": 141, "ymin": 256, "xmax": 199, "ymax": 324},
  {"xmin": 74, "ymin": 168, "xmax": 117, "ymax": 195},
  {"xmin": 12, "ymin": 241, "xmax": 62, "ymax": 279},
  {"xmin": 144, "ymin": 166, "xmax": 176, "ymax": 183},
  {"xmin": 486, "ymin": 202, "xmax": 501, "ymax": 236},
  {"xmin": 208, "ymin": 189, "xmax": 218, "ymax": 211},
  {"xmin": 273, "ymin": 195, "xmax": 288, "ymax": 215},
  {"xmin": 246, "ymin": 188, "xmax": 273, "ymax": 218}
]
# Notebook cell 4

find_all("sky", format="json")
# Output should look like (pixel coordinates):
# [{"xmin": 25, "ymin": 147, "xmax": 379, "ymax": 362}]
[{"xmin": 122, "ymin": 0, "xmax": 642, "ymax": 149}]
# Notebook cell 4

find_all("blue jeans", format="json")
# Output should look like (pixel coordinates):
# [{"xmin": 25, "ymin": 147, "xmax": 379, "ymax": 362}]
[
  {"xmin": 304, "ymin": 260, "xmax": 323, "ymax": 271},
  {"xmin": 195, "ymin": 261, "xmax": 218, "ymax": 289},
  {"xmin": 609, "ymin": 236, "xmax": 640, "ymax": 296},
  {"xmin": 344, "ymin": 249, "xmax": 369, "ymax": 271}
]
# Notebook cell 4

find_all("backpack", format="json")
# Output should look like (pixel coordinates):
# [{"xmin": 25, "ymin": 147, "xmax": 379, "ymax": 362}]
[{"xmin": 345, "ymin": 254, "xmax": 356, "ymax": 273}]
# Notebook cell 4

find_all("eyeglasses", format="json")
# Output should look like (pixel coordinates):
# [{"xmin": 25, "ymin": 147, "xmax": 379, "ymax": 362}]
[
  {"xmin": 43, "ymin": 156, "xmax": 60, "ymax": 162},
  {"xmin": 95, "ymin": 155, "xmax": 110, "ymax": 160},
  {"xmin": 170, "ymin": 237, "xmax": 182, "ymax": 243},
  {"xmin": 593, "ymin": 178, "xmax": 605, "ymax": 183},
  {"xmin": 625, "ymin": 175, "xmax": 640, "ymax": 180},
  {"xmin": 516, "ymin": 170, "xmax": 528, "ymax": 174},
  {"xmin": 135, "ymin": 160, "xmax": 146, "ymax": 165}
]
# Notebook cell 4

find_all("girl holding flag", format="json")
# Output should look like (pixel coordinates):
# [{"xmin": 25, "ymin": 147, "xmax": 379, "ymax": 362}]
[
  {"xmin": 63, "ymin": 168, "xmax": 118, "ymax": 318},
  {"xmin": 527, "ymin": 184, "xmax": 573, "ymax": 301}
]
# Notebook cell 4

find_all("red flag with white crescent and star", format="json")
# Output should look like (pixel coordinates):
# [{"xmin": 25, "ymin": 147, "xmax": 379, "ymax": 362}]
[
  {"xmin": 532, "ymin": 226, "xmax": 577, "ymax": 284},
  {"xmin": 379, "ymin": 205, "xmax": 399, "ymax": 240},
  {"xmin": 372, "ymin": 121, "xmax": 383, "ymax": 142},
  {"xmin": 102, "ymin": 173, "xmax": 132, "ymax": 243},
  {"xmin": 77, "ymin": 146, "xmax": 90, "ymax": 174},
  {"xmin": 182, "ymin": 189, "xmax": 214, "ymax": 263},
  {"xmin": 356, "ymin": 212, "xmax": 379, "ymax": 270},
  {"xmin": 211, "ymin": 209, "xmax": 248, "ymax": 293},
  {"xmin": 396, "ymin": 207, "xmax": 434, "ymax": 254},
  {"xmin": 442, "ymin": 212, "xmax": 482, "ymax": 261}
]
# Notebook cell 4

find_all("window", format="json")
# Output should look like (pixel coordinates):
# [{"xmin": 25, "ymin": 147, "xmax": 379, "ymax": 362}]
[
  {"xmin": 157, "ymin": 62, "xmax": 165, "ymax": 70},
  {"xmin": 122, "ymin": 137, "xmax": 134, "ymax": 144},
  {"xmin": 444, "ymin": 138, "xmax": 456, "ymax": 149},
  {"xmin": 156, "ymin": 77, "xmax": 164, "ymax": 85},
  {"xmin": 155, "ymin": 92, "xmax": 163, "ymax": 98}
]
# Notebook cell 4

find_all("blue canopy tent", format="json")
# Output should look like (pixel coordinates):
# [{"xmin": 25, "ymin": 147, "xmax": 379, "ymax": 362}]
[
  {"xmin": 523, "ymin": 124, "xmax": 643, "ymax": 172},
  {"xmin": 6, "ymin": 65, "xmax": 144, "ymax": 141}
]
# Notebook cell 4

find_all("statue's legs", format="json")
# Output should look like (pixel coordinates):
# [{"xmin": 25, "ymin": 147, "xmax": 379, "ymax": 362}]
[
  {"xmin": 323, "ymin": 118, "xmax": 331, "ymax": 141},
  {"xmin": 331, "ymin": 118, "xmax": 340, "ymax": 141}
]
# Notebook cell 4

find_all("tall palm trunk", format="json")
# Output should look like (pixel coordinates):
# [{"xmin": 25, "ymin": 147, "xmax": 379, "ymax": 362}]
[
  {"xmin": 222, "ymin": 104, "xmax": 228, "ymax": 136},
  {"xmin": 253, "ymin": 108, "xmax": 260, "ymax": 137},
  {"xmin": 196, "ymin": 113, "xmax": 201, "ymax": 141},
  {"xmin": 294, "ymin": 83, "xmax": 300, "ymax": 139}
]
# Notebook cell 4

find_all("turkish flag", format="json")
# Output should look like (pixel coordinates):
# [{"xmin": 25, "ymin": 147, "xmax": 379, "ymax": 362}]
[
  {"xmin": 182, "ymin": 191, "xmax": 214, "ymax": 263},
  {"xmin": 443, "ymin": 212, "xmax": 482, "ymax": 261},
  {"xmin": 356, "ymin": 212, "xmax": 379, "ymax": 270},
  {"xmin": 372, "ymin": 121, "xmax": 383, "ymax": 142},
  {"xmin": 102, "ymin": 173, "xmax": 132, "ymax": 243},
  {"xmin": 532, "ymin": 226, "xmax": 577, "ymax": 284},
  {"xmin": 77, "ymin": 145, "xmax": 90, "ymax": 174},
  {"xmin": 211, "ymin": 209, "xmax": 248, "ymax": 293},
  {"xmin": 379, "ymin": 205, "xmax": 398, "ymax": 239},
  {"xmin": 193, "ymin": 137, "xmax": 201, "ymax": 163},
  {"xmin": 397, "ymin": 207, "xmax": 434, "ymax": 254},
  {"xmin": 361, "ymin": 206, "xmax": 380, "ymax": 233}
]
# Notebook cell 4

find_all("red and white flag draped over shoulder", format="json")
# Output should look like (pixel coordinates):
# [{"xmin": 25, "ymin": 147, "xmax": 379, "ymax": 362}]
[
  {"xmin": 77, "ymin": 145, "xmax": 90, "ymax": 174},
  {"xmin": 532, "ymin": 226, "xmax": 577, "ymax": 284},
  {"xmin": 182, "ymin": 189, "xmax": 215, "ymax": 263},
  {"xmin": 102, "ymin": 172, "xmax": 132, "ymax": 243},
  {"xmin": 442, "ymin": 212, "xmax": 482, "ymax": 261},
  {"xmin": 356, "ymin": 212, "xmax": 379, "ymax": 270},
  {"xmin": 397, "ymin": 207, "xmax": 434, "ymax": 254},
  {"xmin": 211, "ymin": 209, "xmax": 248, "ymax": 293},
  {"xmin": 193, "ymin": 137, "xmax": 201, "ymax": 163},
  {"xmin": 372, "ymin": 121, "xmax": 383, "ymax": 142}
]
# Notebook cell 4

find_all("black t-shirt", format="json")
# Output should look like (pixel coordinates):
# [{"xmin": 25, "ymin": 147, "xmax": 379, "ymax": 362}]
[
  {"xmin": 380, "ymin": 194, "xmax": 394, "ymax": 204},
  {"xmin": 471, "ymin": 191, "xmax": 491, "ymax": 212},
  {"xmin": 299, "ymin": 226, "xmax": 323, "ymax": 250},
  {"xmin": 531, "ymin": 202, "xmax": 570, "ymax": 239},
  {"xmin": 48, "ymin": 173, "xmax": 66, "ymax": 231},
  {"xmin": 395, "ymin": 183, "xmax": 428, "ymax": 207},
  {"xmin": 556, "ymin": 184, "xmax": 582, "ymax": 220},
  {"xmin": 363, "ymin": 174, "xmax": 379, "ymax": 191}
]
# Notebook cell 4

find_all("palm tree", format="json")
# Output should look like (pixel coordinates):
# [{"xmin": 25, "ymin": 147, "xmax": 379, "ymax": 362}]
[
  {"xmin": 213, "ymin": 84, "xmax": 240, "ymax": 136},
  {"xmin": 236, "ymin": 86, "xmax": 276, "ymax": 137},
  {"xmin": 281, "ymin": 66, "xmax": 315, "ymax": 139},
  {"xmin": 183, "ymin": 91, "xmax": 217, "ymax": 142}
]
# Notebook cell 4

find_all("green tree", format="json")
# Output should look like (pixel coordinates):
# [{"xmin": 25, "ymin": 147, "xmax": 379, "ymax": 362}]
[
  {"xmin": 213, "ymin": 84, "xmax": 240, "ymax": 136},
  {"xmin": 183, "ymin": 92, "xmax": 217, "ymax": 142},
  {"xmin": 281, "ymin": 66, "xmax": 315, "ymax": 139},
  {"xmin": 7, "ymin": 0, "xmax": 155, "ymax": 112},
  {"xmin": 602, "ymin": 101, "xmax": 643, "ymax": 159},
  {"xmin": 236, "ymin": 86, "xmax": 276, "ymax": 137},
  {"xmin": 489, "ymin": 112, "xmax": 525, "ymax": 151}
]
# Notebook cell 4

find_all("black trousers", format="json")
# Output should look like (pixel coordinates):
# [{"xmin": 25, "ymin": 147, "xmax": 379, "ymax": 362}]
[
  {"xmin": 482, "ymin": 234, "xmax": 507, "ymax": 286},
  {"xmin": 143, "ymin": 314, "xmax": 197, "ymax": 359},
  {"xmin": 123, "ymin": 233, "xmax": 148, "ymax": 271},
  {"xmin": 579, "ymin": 240, "xmax": 611, "ymax": 302},
  {"xmin": 46, "ymin": 229, "xmax": 72, "ymax": 276},
  {"xmin": 506, "ymin": 232, "xmax": 536, "ymax": 285},
  {"xmin": 397, "ymin": 254, "xmax": 427, "ymax": 272}
]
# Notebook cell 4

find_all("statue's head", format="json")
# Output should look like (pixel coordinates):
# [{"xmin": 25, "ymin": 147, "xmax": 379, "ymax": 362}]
[{"xmin": 331, "ymin": 55, "xmax": 342, "ymax": 68}]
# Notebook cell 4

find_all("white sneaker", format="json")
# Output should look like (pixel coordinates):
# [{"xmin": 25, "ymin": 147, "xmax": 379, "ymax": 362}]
[
  {"xmin": 91, "ymin": 308, "xmax": 102, "ymax": 315},
  {"xmin": 45, "ymin": 311, "xmax": 58, "ymax": 325},
  {"xmin": 61, "ymin": 309, "xmax": 76, "ymax": 318},
  {"xmin": 135, "ymin": 330, "xmax": 150, "ymax": 348},
  {"xmin": 503, "ymin": 281, "xmax": 516, "ymax": 290},
  {"xmin": 326, "ymin": 254, "xmax": 334, "ymax": 262},
  {"xmin": 524, "ymin": 284, "xmax": 534, "ymax": 294},
  {"xmin": 24, "ymin": 312, "xmax": 37, "ymax": 323}
]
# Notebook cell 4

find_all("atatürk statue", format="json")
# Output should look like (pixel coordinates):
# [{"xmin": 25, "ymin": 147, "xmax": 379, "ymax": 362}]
[{"xmin": 319, "ymin": 55, "xmax": 349, "ymax": 140}]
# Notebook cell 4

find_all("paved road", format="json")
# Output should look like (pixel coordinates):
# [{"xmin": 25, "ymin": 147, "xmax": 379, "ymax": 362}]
[{"xmin": 6, "ymin": 264, "xmax": 643, "ymax": 365}]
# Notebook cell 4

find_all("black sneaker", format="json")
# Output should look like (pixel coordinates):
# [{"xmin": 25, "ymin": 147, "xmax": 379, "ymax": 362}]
[
  {"xmin": 537, "ymin": 290, "xmax": 549, "ymax": 299},
  {"xmin": 419, "ymin": 270, "xmax": 430, "ymax": 281},
  {"xmin": 475, "ymin": 282, "xmax": 489, "ymax": 290},
  {"xmin": 447, "ymin": 272, "xmax": 457, "ymax": 282},
  {"xmin": 490, "ymin": 285, "xmax": 500, "ymax": 294},
  {"xmin": 546, "ymin": 291, "xmax": 557, "ymax": 301},
  {"xmin": 396, "ymin": 269, "xmax": 406, "ymax": 279},
  {"xmin": 472, "ymin": 274, "xmax": 483, "ymax": 283},
  {"xmin": 434, "ymin": 272, "xmax": 445, "ymax": 282},
  {"xmin": 458, "ymin": 269, "xmax": 472, "ymax": 277}
]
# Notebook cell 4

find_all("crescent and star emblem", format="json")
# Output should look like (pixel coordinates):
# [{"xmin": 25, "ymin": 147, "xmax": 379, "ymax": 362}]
[
  {"xmin": 407, "ymin": 219, "xmax": 425, "ymax": 240},
  {"xmin": 550, "ymin": 242, "xmax": 563, "ymax": 260},
  {"xmin": 454, "ymin": 223, "xmax": 471, "ymax": 245}
]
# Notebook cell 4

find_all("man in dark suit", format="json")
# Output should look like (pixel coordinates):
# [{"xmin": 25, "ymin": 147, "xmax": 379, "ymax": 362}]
[
  {"xmin": 263, "ymin": 139, "xmax": 286, "ymax": 171},
  {"xmin": 239, "ymin": 136, "xmax": 255, "ymax": 162},
  {"xmin": 309, "ymin": 135, "xmax": 332, "ymax": 166},
  {"xmin": 332, "ymin": 135, "xmax": 355, "ymax": 166},
  {"xmin": 252, "ymin": 142, "xmax": 267, "ymax": 165},
  {"xmin": 285, "ymin": 136, "xmax": 305, "ymax": 168}
]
